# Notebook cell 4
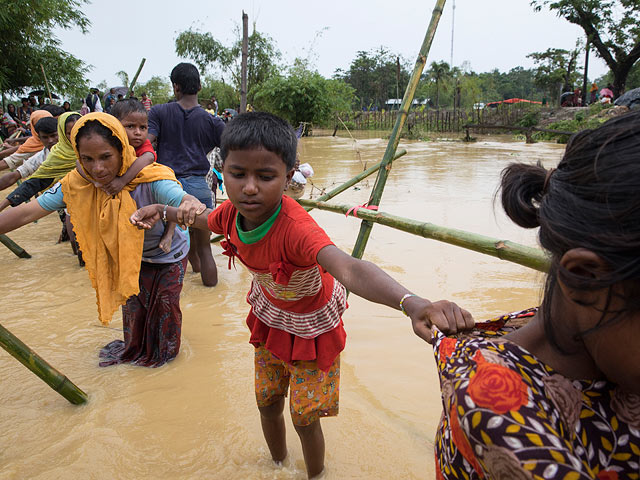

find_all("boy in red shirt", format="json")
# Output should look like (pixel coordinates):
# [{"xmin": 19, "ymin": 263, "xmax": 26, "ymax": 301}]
[{"xmin": 131, "ymin": 112, "xmax": 473, "ymax": 479}]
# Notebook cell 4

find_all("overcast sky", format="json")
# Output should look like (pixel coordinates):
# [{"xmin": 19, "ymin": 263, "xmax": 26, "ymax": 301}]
[{"xmin": 55, "ymin": 0, "xmax": 608, "ymax": 89}]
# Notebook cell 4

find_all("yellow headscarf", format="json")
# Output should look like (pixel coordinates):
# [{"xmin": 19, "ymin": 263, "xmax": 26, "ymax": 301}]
[
  {"xmin": 16, "ymin": 110, "xmax": 52, "ymax": 153},
  {"xmin": 31, "ymin": 112, "xmax": 79, "ymax": 181},
  {"xmin": 61, "ymin": 112, "xmax": 179, "ymax": 325}
]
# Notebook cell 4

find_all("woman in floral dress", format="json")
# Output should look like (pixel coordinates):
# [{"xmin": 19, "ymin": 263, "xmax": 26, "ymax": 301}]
[{"xmin": 433, "ymin": 111, "xmax": 640, "ymax": 479}]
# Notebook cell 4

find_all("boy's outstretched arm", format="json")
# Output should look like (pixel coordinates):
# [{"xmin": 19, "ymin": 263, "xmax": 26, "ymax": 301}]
[
  {"xmin": 0, "ymin": 200, "xmax": 51, "ymax": 235},
  {"xmin": 100, "ymin": 152, "xmax": 155, "ymax": 196},
  {"xmin": 316, "ymin": 245, "xmax": 474, "ymax": 343}
]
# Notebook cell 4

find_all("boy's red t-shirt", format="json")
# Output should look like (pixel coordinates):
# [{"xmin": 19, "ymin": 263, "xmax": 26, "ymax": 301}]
[
  {"xmin": 207, "ymin": 195, "xmax": 347, "ymax": 371},
  {"xmin": 135, "ymin": 139, "xmax": 157, "ymax": 161}
]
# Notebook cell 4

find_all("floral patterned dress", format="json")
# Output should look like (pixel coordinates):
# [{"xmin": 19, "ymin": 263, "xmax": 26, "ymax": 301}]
[{"xmin": 434, "ymin": 308, "xmax": 640, "ymax": 480}]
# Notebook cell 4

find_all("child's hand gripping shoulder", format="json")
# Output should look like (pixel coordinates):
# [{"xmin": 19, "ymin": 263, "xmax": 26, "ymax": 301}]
[
  {"xmin": 400, "ymin": 295, "xmax": 474, "ymax": 344},
  {"xmin": 316, "ymin": 244, "xmax": 475, "ymax": 344}
]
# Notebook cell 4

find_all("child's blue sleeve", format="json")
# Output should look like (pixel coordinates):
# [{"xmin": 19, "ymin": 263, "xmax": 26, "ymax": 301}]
[
  {"xmin": 150, "ymin": 180, "xmax": 186, "ymax": 207},
  {"xmin": 36, "ymin": 182, "xmax": 66, "ymax": 211}
]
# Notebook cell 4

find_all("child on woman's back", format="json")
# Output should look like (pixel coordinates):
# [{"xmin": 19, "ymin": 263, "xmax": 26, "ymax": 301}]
[
  {"xmin": 131, "ymin": 112, "xmax": 474, "ymax": 479},
  {"xmin": 109, "ymin": 99, "xmax": 176, "ymax": 253}
]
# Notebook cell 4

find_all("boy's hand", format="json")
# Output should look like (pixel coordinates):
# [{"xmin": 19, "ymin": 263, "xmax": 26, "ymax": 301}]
[
  {"xmin": 130, "ymin": 205, "xmax": 162, "ymax": 229},
  {"xmin": 100, "ymin": 176, "xmax": 127, "ymax": 196},
  {"xmin": 177, "ymin": 195, "xmax": 206, "ymax": 227},
  {"xmin": 403, "ymin": 296, "xmax": 474, "ymax": 344}
]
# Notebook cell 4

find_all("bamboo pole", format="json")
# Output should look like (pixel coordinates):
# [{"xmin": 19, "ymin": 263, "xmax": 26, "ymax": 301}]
[
  {"xmin": 40, "ymin": 64, "xmax": 53, "ymax": 103},
  {"xmin": 305, "ymin": 149, "xmax": 407, "ymax": 212},
  {"xmin": 0, "ymin": 322, "xmax": 88, "ymax": 404},
  {"xmin": 351, "ymin": 0, "xmax": 447, "ymax": 260},
  {"xmin": 0, "ymin": 234, "xmax": 31, "ymax": 258},
  {"xmin": 127, "ymin": 58, "xmax": 147, "ymax": 97},
  {"xmin": 299, "ymin": 198, "xmax": 550, "ymax": 272}
]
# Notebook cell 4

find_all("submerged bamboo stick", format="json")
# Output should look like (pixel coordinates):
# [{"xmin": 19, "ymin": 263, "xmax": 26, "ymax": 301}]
[
  {"xmin": 0, "ymin": 323, "xmax": 88, "ymax": 405},
  {"xmin": 351, "ymin": 0, "xmax": 447, "ymax": 260},
  {"xmin": 0, "ymin": 234, "xmax": 31, "ymax": 258},
  {"xmin": 304, "ymin": 149, "xmax": 407, "ymax": 212},
  {"xmin": 298, "ymin": 198, "xmax": 550, "ymax": 273}
]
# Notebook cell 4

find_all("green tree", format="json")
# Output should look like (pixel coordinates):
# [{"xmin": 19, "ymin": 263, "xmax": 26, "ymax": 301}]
[
  {"xmin": 199, "ymin": 76, "xmax": 238, "ymax": 112},
  {"xmin": 135, "ymin": 76, "xmax": 173, "ymax": 104},
  {"xmin": 0, "ymin": 0, "xmax": 90, "ymax": 96},
  {"xmin": 528, "ymin": 47, "xmax": 582, "ymax": 99},
  {"xmin": 254, "ymin": 60, "xmax": 355, "ymax": 125},
  {"xmin": 174, "ymin": 26, "xmax": 280, "ymax": 103},
  {"xmin": 335, "ymin": 48, "xmax": 410, "ymax": 110},
  {"xmin": 531, "ymin": 0, "xmax": 640, "ymax": 96}
]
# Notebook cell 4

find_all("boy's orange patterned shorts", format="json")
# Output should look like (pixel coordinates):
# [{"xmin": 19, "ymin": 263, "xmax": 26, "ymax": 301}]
[{"xmin": 254, "ymin": 346, "xmax": 340, "ymax": 426}]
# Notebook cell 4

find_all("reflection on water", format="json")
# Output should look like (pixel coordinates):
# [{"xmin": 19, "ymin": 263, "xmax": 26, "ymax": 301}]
[{"xmin": 0, "ymin": 135, "xmax": 564, "ymax": 479}]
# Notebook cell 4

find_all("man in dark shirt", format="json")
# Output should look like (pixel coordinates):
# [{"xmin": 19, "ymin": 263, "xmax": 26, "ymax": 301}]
[{"xmin": 148, "ymin": 63, "xmax": 225, "ymax": 286}]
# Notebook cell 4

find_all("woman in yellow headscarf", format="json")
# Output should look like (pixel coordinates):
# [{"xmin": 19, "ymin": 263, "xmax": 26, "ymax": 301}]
[
  {"xmin": 0, "ymin": 113, "xmax": 206, "ymax": 367},
  {"xmin": 0, "ymin": 112, "xmax": 81, "ymax": 213}
]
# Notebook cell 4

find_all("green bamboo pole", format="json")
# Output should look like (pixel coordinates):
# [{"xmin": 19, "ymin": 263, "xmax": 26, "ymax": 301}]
[
  {"xmin": 351, "ymin": 0, "xmax": 447, "ymax": 260},
  {"xmin": 210, "ymin": 149, "xmax": 408, "ymax": 244},
  {"xmin": 0, "ymin": 323, "xmax": 88, "ymax": 405},
  {"xmin": 127, "ymin": 58, "xmax": 147, "ymax": 97},
  {"xmin": 298, "ymin": 198, "xmax": 550, "ymax": 273},
  {"xmin": 0, "ymin": 234, "xmax": 31, "ymax": 258},
  {"xmin": 304, "ymin": 149, "xmax": 407, "ymax": 212}
]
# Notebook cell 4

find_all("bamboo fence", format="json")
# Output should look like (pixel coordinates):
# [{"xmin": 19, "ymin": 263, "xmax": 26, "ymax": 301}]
[{"xmin": 0, "ymin": 322, "xmax": 88, "ymax": 405}]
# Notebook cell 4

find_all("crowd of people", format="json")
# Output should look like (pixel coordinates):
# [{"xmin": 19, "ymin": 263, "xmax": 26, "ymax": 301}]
[{"xmin": 0, "ymin": 61, "xmax": 639, "ymax": 478}]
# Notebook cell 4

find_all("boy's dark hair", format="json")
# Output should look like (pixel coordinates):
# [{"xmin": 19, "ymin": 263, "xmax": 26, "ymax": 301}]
[
  {"xmin": 75, "ymin": 120, "xmax": 123, "ymax": 153},
  {"xmin": 39, "ymin": 104, "xmax": 65, "ymax": 117},
  {"xmin": 110, "ymin": 98, "xmax": 147, "ymax": 120},
  {"xmin": 170, "ymin": 62, "xmax": 201, "ymax": 95},
  {"xmin": 220, "ymin": 112, "xmax": 297, "ymax": 170},
  {"xmin": 499, "ymin": 110, "xmax": 640, "ymax": 353},
  {"xmin": 34, "ymin": 117, "xmax": 58, "ymax": 135}
]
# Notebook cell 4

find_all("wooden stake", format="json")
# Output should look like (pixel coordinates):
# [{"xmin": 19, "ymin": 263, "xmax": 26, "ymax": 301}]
[
  {"xmin": 351, "ymin": 0, "xmax": 447, "ymax": 260},
  {"xmin": 0, "ymin": 322, "xmax": 88, "ymax": 405},
  {"xmin": 240, "ymin": 11, "xmax": 249, "ymax": 113},
  {"xmin": 0, "ymin": 234, "xmax": 31, "ymax": 258},
  {"xmin": 299, "ymin": 198, "xmax": 550, "ymax": 273}
]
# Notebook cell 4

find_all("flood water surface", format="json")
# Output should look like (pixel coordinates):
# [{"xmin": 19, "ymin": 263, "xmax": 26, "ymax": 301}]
[{"xmin": 0, "ymin": 134, "xmax": 564, "ymax": 479}]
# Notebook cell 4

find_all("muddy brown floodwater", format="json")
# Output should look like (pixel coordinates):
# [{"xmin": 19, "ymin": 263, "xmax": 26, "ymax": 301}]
[{"xmin": 0, "ymin": 133, "xmax": 565, "ymax": 479}]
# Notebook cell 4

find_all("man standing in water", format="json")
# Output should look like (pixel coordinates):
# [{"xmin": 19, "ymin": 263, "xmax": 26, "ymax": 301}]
[{"xmin": 148, "ymin": 62, "xmax": 225, "ymax": 286}]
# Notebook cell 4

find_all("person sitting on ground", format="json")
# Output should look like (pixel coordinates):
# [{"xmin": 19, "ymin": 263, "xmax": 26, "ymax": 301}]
[
  {"xmin": 0, "ymin": 112, "xmax": 80, "ymax": 213},
  {"xmin": 0, "ymin": 110, "xmax": 52, "ymax": 171},
  {"xmin": 0, "ymin": 106, "xmax": 18, "ymax": 136},
  {"xmin": 62, "ymin": 101, "xmax": 71, "ymax": 112},
  {"xmin": 0, "ymin": 117, "xmax": 58, "ymax": 192},
  {"xmin": 0, "ymin": 113, "xmax": 203, "ymax": 367},
  {"xmin": 431, "ymin": 111, "xmax": 640, "ymax": 479},
  {"xmin": 131, "ymin": 111, "xmax": 474, "ymax": 479},
  {"xmin": 148, "ymin": 62, "xmax": 225, "ymax": 286}
]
